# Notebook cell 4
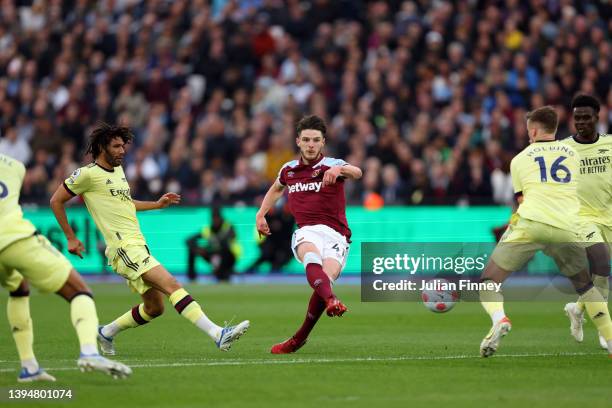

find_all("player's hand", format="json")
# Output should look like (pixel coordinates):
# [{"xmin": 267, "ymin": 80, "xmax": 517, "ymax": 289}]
[
  {"xmin": 68, "ymin": 237, "xmax": 85, "ymax": 259},
  {"xmin": 256, "ymin": 214, "xmax": 271, "ymax": 237},
  {"xmin": 157, "ymin": 192, "xmax": 181, "ymax": 208},
  {"xmin": 323, "ymin": 166, "xmax": 342, "ymax": 186}
]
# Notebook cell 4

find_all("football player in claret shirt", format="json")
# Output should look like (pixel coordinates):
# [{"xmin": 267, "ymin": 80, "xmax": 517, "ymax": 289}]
[
  {"xmin": 50, "ymin": 122, "xmax": 249, "ymax": 355},
  {"xmin": 562, "ymin": 94, "xmax": 612, "ymax": 349},
  {"xmin": 256, "ymin": 115, "xmax": 362, "ymax": 354}
]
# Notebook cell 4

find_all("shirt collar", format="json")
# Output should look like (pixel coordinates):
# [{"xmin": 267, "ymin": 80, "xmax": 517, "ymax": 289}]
[
  {"xmin": 571, "ymin": 133, "xmax": 600, "ymax": 145},
  {"xmin": 299, "ymin": 154, "xmax": 324, "ymax": 167},
  {"xmin": 94, "ymin": 162, "xmax": 115, "ymax": 172}
]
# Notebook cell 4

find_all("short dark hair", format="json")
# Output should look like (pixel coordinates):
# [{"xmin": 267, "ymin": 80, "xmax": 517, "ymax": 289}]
[
  {"xmin": 296, "ymin": 115, "xmax": 327, "ymax": 138},
  {"xmin": 571, "ymin": 94, "xmax": 600, "ymax": 113},
  {"xmin": 526, "ymin": 106, "xmax": 558, "ymax": 134},
  {"xmin": 86, "ymin": 122, "xmax": 133, "ymax": 158}
]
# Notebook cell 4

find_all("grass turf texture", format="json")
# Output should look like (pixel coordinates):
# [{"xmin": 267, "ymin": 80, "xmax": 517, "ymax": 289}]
[{"xmin": 1, "ymin": 284, "xmax": 611, "ymax": 408}]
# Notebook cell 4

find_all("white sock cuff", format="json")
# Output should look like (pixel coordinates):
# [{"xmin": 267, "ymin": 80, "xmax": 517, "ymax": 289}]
[{"xmin": 303, "ymin": 251, "xmax": 322, "ymax": 266}]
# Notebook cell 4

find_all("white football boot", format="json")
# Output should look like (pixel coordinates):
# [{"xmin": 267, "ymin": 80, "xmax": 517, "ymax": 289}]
[
  {"xmin": 564, "ymin": 303, "xmax": 585, "ymax": 342},
  {"xmin": 480, "ymin": 317, "xmax": 512, "ymax": 358},
  {"xmin": 598, "ymin": 333, "xmax": 608, "ymax": 350},
  {"xmin": 97, "ymin": 326, "xmax": 116, "ymax": 356},
  {"xmin": 77, "ymin": 354, "xmax": 132, "ymax": 379},
  {"xmin": 18, "ymin": 368, "xmax": 56, "ymax": 382},
  {"xmin": 216, "ymin": 320, "xmax": 250, "ymax": 351}
]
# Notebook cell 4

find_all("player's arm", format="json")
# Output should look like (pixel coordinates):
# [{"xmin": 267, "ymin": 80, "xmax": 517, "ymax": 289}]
[
  {"xmin": 514, "ymin": 192, "xmax": 524, "ymax": 205},
  {"xmin": 323, "ymin": 162, "xmax": 363, "ymax": 186},
  {"xmin": 50, "ymin": 184, "xmax": 85, "ymax": 258},
  {"xmin": 255, "ymin": 179, "xmax": 285, "ymax": 236},
  {"xmin": 133, "ymin": 192, "xmax": 181, "ymax": 211},
  {"xmin": 509, "ymin": 157, "xmax": 523, "ymax": 208}
]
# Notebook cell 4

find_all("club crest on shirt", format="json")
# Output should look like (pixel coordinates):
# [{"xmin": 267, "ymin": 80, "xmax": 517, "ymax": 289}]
[
  {"xmin": 312, "ymin": 169, "xmax": 321, "ymax": 178},
  {"xmin": 287, "ymin": 171, "xmax": 295, "ymax": 178}
]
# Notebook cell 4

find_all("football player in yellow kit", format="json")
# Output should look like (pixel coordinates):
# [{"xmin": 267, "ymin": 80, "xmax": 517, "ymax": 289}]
[
  {"xmin": 50, "ymin": 122, "xmax": 249, "ymax": 356},
  {"xmin": 477, "ymin": 106, "xmax": 612, "ymax": 358},
  {"xmin": 0, "ymin": 153, "xmax": 131, "ymax": 381},
  {"xmin": 561, "ymin": 95, "xmax": 612, "ymax": 349}
]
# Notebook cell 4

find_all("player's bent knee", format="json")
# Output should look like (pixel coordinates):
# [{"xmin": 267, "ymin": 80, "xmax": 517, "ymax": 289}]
[
  {"xmin": 9, "ymin": 282, "xmax": 30, "ymax": 297},
  {"xmin": 303, "ymin": 251, "xmax": 322, "ymax": 267},
  {"xmin": 322, "ymin": 258, "xmax": 342, "ymax": 281},
  {"xmin": 56, "ymin": 270, "xmax": 92, "ymax": 301}
]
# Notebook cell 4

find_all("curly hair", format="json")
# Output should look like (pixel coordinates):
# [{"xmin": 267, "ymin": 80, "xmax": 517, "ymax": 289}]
[{"xmin": 85, "ymin": 122, "xmax": 134, "ymax": 158}]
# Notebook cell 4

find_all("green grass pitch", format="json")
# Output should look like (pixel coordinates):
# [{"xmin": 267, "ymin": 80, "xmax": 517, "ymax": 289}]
[{"xmin": 1, "ymin": 283, "xmax": 611, "ymax": 408}]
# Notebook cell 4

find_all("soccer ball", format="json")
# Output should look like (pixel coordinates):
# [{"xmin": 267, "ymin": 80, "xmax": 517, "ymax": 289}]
[{"xmin": 421, "ymin": 278, "xmax": 459, "ymax": 313}]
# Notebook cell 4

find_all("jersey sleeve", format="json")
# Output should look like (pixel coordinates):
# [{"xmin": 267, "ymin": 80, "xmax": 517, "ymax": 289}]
[
  {"xmin": 64, "ymin": 167, "xmax": 91, "ymax": 196},
  {"xmin": 329, "ymin": 157, "xmax": 348, "ymax": 166},
  {"xmin": 510, "ymin": 157, "xmax": 523, "ymax": 194},
  {"xmin": 277, "ymin": 166, "xmax": 287, "ymax": 186}
]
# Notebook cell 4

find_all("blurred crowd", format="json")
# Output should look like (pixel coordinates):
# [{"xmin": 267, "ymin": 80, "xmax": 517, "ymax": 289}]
[{"xmin": 0, "ymin": 0, "xmax": 609, "ymax": 206}]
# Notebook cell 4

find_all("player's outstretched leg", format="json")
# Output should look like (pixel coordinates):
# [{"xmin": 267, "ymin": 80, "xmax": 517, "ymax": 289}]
[
  {"xmin": 56, "ymin": 270, "xmax": 132, "ymax": 378},
  {"xmin": 577, "ymin": 284, "xmax": 612, "ymax": 354},
  {"xmin": 271, "ymin": 291, "xmax": 326, "ymax": 354},
  {"xmin": 302, "ymin": 250, "xmax": 347, "ymax": 317},
  {"xmin": 479, "ymin": 278, "xmax": 512, "ymax": 358},
  {"xmin": 143, "ymin": 265, "xmax": 249, "ymax": 351},
  {"xmin": 571, "ymin": 243, "xmax": 609, "ymax": 348},
  {"xmin": 98, "ymin": 289, "xmax": 164, "ymax": 355},
  {"xmin": 8, "ymin": 282, "xmax": 56, "ymax": 382}
]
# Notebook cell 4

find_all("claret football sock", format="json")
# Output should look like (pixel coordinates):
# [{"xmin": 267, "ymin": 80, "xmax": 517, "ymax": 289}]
[
  {"xmin": 580, "ymin": 286, "xmax": 612, "ymax": 341},
  {"xmin": 294, "ymin": 291, "xmax": 327, "ymax": 343},
  {"xmin": 169, "ymin": 288, "xmax": 222, "ymax": 341},
  {"xmin": 479, "ymin": 284, "xmax": 506, "ymax": 324},
  {"xmin": 102, "ymin": 303, "xmax": 153, "ymax": 338},
  {"xmin": 305, "ymin": 263, "xmax": 334, "ymax": 301},
  {"xmin": 7, "ymin": 296, "xmax": 36, "ymax": 364},
  {"xmin": 70, "ymin": 294, "xmax": 100, "ymax": 355}
]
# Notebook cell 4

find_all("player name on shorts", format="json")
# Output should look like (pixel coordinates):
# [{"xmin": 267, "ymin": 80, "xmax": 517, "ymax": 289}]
[
  {"xmin": 287, "ymin": 181, "xmax": 322, "ymax": 193},
  {"xmin": 371, "ymin": 279, "xmax": 502, "ymax": 293}
]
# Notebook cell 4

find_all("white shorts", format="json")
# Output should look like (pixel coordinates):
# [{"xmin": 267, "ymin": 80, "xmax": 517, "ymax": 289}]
[{"xmin": 291, "ymin": 224, "xmax": 350, "ymax": 271}]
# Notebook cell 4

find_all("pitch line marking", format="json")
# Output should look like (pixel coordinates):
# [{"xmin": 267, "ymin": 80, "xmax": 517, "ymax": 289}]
[{"xmin": 0, "ymin": 351, "xmax": 604, "ymax": 373}]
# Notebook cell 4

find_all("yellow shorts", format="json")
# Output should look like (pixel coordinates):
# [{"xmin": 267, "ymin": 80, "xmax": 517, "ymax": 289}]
[
  {"xmin": 580, "ymin": 222, "xmax": 606, "ymax": 248},
  {"xmin": 0, "ymin": 264, "xmax": 24, "ymax": 292},
  {"xmin": 107, "ymin": 244, "xmax": 160, "ymax": 295},
  {"xmin": 491, "ymin": 217, "xmax": 587, "ymax": 276},
  {"xmin": 0, "ymin": 235, "xmax": 72, "ymax": 293},
  {"xmin": 587, "ymin": 223, "xmax": 612, "ymax": 253}
]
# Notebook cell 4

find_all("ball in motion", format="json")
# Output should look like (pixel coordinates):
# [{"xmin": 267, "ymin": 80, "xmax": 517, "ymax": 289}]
[{"xmin": 421, "ymin": 278, "xmax": 459, "ymax": 313}]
